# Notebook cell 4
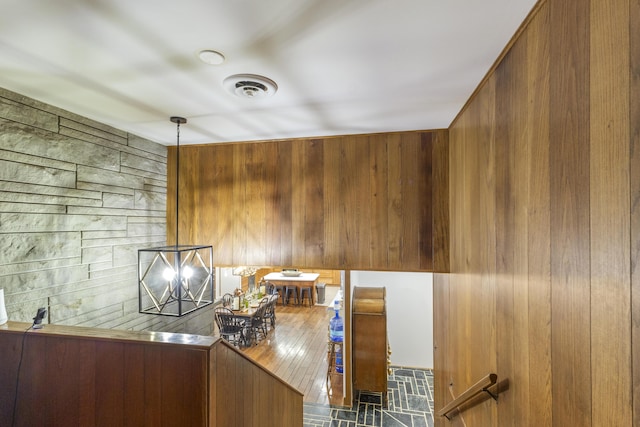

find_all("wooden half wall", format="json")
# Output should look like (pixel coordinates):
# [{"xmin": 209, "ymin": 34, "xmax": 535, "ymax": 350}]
[
  {"xmin": 167, "ymin": 130, "xmax": 449, "ymax": 273},
  {"xmin": 434, "ymin": 0, "xmax": 640, "ymax": 425},
  {"xmin": 0, "ymin": 322, "xmax": 303, "ymax": 427}
]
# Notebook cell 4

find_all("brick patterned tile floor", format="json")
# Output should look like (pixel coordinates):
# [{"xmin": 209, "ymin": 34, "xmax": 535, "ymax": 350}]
[{"xmin": 303, "ymin": 367, "xmax": 434, "ymax": 427}]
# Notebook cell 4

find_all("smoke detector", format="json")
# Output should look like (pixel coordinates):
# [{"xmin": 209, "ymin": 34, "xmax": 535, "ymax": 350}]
[{"xmin": 223, "ymin": 74, "xmax": 278, "ymax": 99}]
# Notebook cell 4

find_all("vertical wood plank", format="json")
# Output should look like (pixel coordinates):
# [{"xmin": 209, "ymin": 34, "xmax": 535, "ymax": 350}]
[
  {"xmin": 184, "ymin": 348, "xmax": 208, "ymax": 425},
  {"xmin": 234, "ymin": 347, "xmax": 247, "ymax": 427},
  {"xmin": 400, "ymin": 133, "xmax": 421, "ymax": 269},
  {"xmin": 208, "ymin": 343, "xmax": 217, "ymax": 426},
  {"xmin": 589, "ymin": 0, "xmax": 632, "ymax": 424},
  {"xmin": 433, "ymin": 273, "xmax": 449, "ymax": 427},
  {"xmin": 387, "ymin": 134, "xmax": 403, "ymax": 268},
  {"xmin": 278, "ymin": 141, "xmax": 295, "ymax": 266},
  {"xmin": 432, "ymin": 130, "xmax": 449, "ymax": 273},
  {"xmin": 339, "ymin": 136, "xmax": 354, "ymax": 266},
  {"xmin": 194, "ymin": 145, "xmax": 209, "ymax": 247},
  {"xmin": 47, "ymin": 337, "xmax": 82, "ymax": 426},
  {"xmin": 338, "ymin": 135, "xmax": 370, "ymax": 267},
  {"xmin": 162, "ymin": 347, "xmax": 184, "ymax": 425},
  {"xmin": 167, "ymin": 146, "xmax": 177, "ymax": 246},
  {"xmin": 351, "ymin": 135, "xmax": 371, "ymax": 267},
  {"xmin": 440, "ymin": 122, "xmax": 470, "ymax": 425},
  {"xmin": 419, "ymin": 132, "xmax": 434, "ymax": 271},
  {"xmin": 323, "ymin": 138, "xmax": 344, "ymax": 267},
  {"xmin": 445, "ymin": 114, "xmax": 463, "ymax": 422},
  {"xmin": 0, "ymin": 332, "xmax": 21, "ymax": 424},
  {"xmin": 233, "ymin": 144, "xmax": 248, "ymax": 264},
  {"xmin": 512, "ymin": 37, "xmax": 533, "ymax": 426},
  {"xmin": 245, "ymin": 143, "xmax": 267, "ymax": 265},
  {"xmin": 525, "ymin": 5, "xmax": 553, "ymax": 426},
  {"xmin": 494, "ymin": 47, "xmax": 516, "ymax": 425},
  {"xmin": 370, "ymin": 134, "xmax": 390, "ymax": 268},
  {"xmin": 263, "ymin": 142, "xmax": 282, "ymax": 266},
  {"xmin": 447, "ymin": 126, "xmax": 464, "ymax": 275},
  {"xmin": 215, "ymin": 345, "xmax": 232, "ymax": 426},
  {"xmin": 123, "ymin": 344, "xmax": 145, "ymax": 427},
  {"xmin": 304, "ymin": 139, "xmax": 325, "ymax": 265},
  {"xmin": 473, "ymin": 76, "xmax": 498, "ymax": 427},
  {"xmin": 549, "ymin": 0, "xmax": 592, "ymax": 425},
  {"xmin": 290, "ymin": 140, "xmax": 306, "ymax": 266},
  {"xmin": 211, "ymin": 144, "xmax": 235, "ymax": 266},
  {"xmin": 95, "ymin": 341, "xmax": 124, "ymax": 427},
  {"xmin": 14, "ymin": 333, "xmax": 48, "ymax": 426},
  {"xmin": 631, "ymin": 0, "xmax": 640, "ymax": 424},
  {"xmin": 180, "ymin": 145, "xmax": 200, "ymax": 244},
  {"xmin": 143, "ymin": 342, "xmax": 163, "ymax": 427},
  {"xmin": 77, "ymin": 340, "xmax": 96, "ymax": 425}
]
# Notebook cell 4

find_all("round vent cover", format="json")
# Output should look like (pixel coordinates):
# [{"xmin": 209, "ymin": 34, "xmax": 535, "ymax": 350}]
[{"xmin": 223, "ymin": 74, "xmax": 278, "ymax": 99}]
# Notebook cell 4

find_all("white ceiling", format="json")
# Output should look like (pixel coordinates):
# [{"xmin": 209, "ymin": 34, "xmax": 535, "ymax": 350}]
[{"xmin": 0, "ymin": 0, "xmax": 536, "ymax": 145}]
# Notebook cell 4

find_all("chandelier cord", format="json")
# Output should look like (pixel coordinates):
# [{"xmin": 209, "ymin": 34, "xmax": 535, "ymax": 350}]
[{"xmin": 175, "ymin": 121, "xmax": 180, "ymax": 248}]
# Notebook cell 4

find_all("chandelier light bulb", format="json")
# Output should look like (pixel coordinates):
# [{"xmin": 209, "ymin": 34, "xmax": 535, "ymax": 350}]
[
  {"xmin": 163, "ymin": 268, "xmax": 176, "ymax": 281},
  {"xmin": 182, "ymin": 266, "xmax": 194, "ymax": 279}
]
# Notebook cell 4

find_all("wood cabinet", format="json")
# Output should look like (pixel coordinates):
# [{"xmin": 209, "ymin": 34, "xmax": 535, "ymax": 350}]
[
  {"xmin": 352, "ymin": 286, "xmax": 389, "ymax": 404},
  {"xmin": 308, "ymin": 269, "xmax": 341, "ymax": 285}
]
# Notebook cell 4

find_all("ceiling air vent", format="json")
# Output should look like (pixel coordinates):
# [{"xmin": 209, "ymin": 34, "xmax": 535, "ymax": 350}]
[{"xmin": 223, "ymin": 74, "xmax": 278, "ymax": 99}]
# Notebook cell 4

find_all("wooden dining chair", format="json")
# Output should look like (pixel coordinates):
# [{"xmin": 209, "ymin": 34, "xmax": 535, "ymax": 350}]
[
  {"xmin": 266, "ymin": 282, "xmax": 276, "ymax": 295},
  {"xmin": 247, "ymin": 299, "xmax": 269, "ymax": 345},
  {"xmin": 266, "ymin": 281, "xmax": 285, "ymax": 305},
  {"xmin": 263, "ymin": 295, "xmax": 277, "ymax": 329},
  {"xmin": 214, "ymin": 306, "xmax": 244, "ymax": 346},
  {"xmin": 221, "ymin": 293, "xmax": 234, "ymax": 308}
]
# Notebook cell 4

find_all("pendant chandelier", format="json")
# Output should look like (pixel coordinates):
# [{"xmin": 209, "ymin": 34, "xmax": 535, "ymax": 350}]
[{"xmin": 137, "ymin": 117, "xmax": 214, "ymax": 317}]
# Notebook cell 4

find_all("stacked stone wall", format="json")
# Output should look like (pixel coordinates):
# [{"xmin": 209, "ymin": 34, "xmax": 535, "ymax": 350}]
[{"xmin": 0, "ymin": 87, "xmax": 214, "ymax": 335}]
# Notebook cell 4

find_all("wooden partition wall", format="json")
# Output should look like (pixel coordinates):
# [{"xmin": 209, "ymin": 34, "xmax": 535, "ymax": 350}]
[
  {"xmin": 0, "ymin": 322, "xmax": 303, "ymax": 427},
  {"xmin": 435, "ymin": 0, "xmax": 640, "ymax": 425},
  {"xmin": 168, "ymin": 130, "xmax": 449, "ymax": 273}
]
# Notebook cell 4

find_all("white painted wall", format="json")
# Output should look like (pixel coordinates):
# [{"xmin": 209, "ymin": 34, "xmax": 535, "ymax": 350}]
[
  {"xmin": 350, "ymin": 271, "xmax": 433, "ymax": 369},
  {"xmin": 216, "ymin": 267, "xmax": 241, "ymax": 298}
]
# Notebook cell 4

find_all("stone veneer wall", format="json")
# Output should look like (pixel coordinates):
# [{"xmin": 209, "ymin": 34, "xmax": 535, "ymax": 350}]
[{"xmin": 0, "ymin": 87, "xmax": 214, "ymax": 335}]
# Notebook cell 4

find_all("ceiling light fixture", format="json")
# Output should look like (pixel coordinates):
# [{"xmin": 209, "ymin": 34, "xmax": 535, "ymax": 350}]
[
  {"xmin": 137, "ymin": 117, "xmax": 214, "ymax": 317},
  {"xmin": 232, "ymin": 266, "xmax": 258, "ymax": 277},
  {"xmin": 223, "ymin": 74, "xmax": 278, "ymax": 99},
  {"xmin": 198, "ymin": 49, "xmax": 225, "ymax": 65}
]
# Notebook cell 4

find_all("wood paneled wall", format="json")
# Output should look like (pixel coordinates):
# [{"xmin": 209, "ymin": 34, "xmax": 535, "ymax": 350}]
[
  {"xmin": 213, "ymin": 342, "xmax": 303, "ymax": 427},
  {"xmin": 168, "ymin": 130, "xmax": 449, "ymax": 272},
  {"xmin": 1, "ymin": 323, "xmax": 214, "ymax": 426},
  {"xmin": 434, "ymin": 0, "xmax": 639, "ymax": 425}
]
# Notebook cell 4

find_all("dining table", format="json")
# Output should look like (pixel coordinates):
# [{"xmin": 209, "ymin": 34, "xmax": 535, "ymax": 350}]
[
  {"xmin": 229, "ymin": 305, "xmax": 259, "ymax": 346},
  {"xmin": 229, "ymin": 294, "xmax": 277, "ymax": 345},
  {"xmin": 230, "ymin": 305, "xmax": 258, "ymax": 319}
]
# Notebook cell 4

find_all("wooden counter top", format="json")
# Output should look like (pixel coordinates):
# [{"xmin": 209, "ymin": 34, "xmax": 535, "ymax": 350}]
[
  {"xmin": 263, "ymin": 272, "xmax": 320, "ymax": 281},
  {"xmin": 0, "ymin": 320, "xmax": 219, "ymax": 349}
]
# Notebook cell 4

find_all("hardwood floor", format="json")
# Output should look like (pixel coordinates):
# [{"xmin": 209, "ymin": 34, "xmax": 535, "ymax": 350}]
[{"xmin": 238, "ymin": 304, "xmax": 345, "ymax": 406}]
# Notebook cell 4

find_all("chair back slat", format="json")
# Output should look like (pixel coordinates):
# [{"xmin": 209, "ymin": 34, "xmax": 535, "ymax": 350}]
[{"xmin": 221, "ymin": 293, "xmax": 233, "ymax": 308}]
